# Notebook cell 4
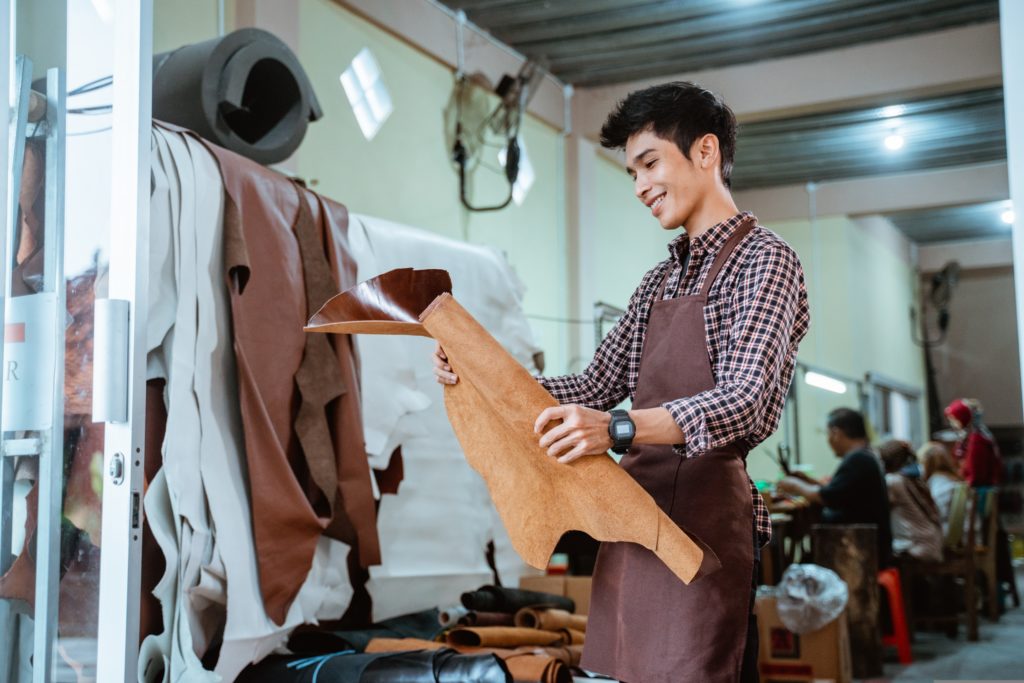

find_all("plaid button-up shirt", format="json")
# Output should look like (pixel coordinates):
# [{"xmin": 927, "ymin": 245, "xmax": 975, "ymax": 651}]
[{"xmin": 540, "ymin": 212, "xmax": 810, "ymax": 547}]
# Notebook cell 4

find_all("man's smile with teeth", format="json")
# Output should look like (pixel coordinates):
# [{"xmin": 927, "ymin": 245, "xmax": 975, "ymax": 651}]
[{"xmin": 651, "ymin": 194, "xmax": 665, "ymax": 209}]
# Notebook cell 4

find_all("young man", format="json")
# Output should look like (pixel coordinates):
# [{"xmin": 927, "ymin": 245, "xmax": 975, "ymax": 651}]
[
  {"xmin": 778, "ymin": 408, "xmax": 893, "ymax": 568},
  {"xmin": 435, "ymin": 82, "xmax": 809, "ymax": 683}
]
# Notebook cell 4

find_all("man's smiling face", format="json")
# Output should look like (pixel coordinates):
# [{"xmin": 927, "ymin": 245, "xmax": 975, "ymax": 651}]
[{"xmin": 625, "ymin": 128, "xmax": 709, "ymax": 231}]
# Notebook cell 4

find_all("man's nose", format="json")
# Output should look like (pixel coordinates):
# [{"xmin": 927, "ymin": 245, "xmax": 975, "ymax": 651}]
[{"xmin": 634, "ymin": 177, "xmax": 650, "ymax": 200}]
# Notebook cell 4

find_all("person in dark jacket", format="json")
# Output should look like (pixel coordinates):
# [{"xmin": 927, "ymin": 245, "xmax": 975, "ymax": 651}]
[{"xmin": 778, "ymin": 408, "xmax": 893, "ymax": 567}]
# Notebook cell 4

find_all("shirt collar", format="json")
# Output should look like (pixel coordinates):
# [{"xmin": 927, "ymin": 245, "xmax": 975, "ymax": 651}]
[{"xmin": 667, "ymin": 211, "xmax": 754, "ymax": 263}]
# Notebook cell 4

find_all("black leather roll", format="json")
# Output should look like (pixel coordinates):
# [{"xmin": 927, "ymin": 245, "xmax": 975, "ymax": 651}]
[
  {"xmin": 361, "ymin": 649, "xmax": 511, "ymax": 683},
  {"xmin": 460, "ymin": 585, "xmax": 575, "ymax": 614},
  {"xmin": 237, "ymin": 649, "xmax": 511, "ymax": 683},
  {"xmin": 152, "ymin": 28, "xmax": 322, "ymax": 165}
]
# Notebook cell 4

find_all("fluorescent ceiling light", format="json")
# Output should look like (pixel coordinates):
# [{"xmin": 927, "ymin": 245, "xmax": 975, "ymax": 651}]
[
  {"xmin": 884, "ymin": 132, "xmax": 904, "ymax": 151},
  {"xmin": 340, "ymin": 48, "xmax": 392, "ymax": 141},
  {"xmin": 805, "ymin": 371, "xmax": 847, "ymax": 394},
  {"xmin": 1002, "ymin": 209, "xmax": 1015, "ymax": 225}
]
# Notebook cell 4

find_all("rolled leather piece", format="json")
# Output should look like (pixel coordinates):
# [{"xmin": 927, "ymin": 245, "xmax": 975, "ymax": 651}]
[
  {"xmin": 557, "ymin": 628, "xmax": 584, "ymax": 645},
  {"xmin": 446, "ymin": 627, "xmax": 566, "ymax": 648},
  {"xmin": 513, "ymin": 608, "xmax": 586, "ymax": 633},
  {"xmin": 500, "ymin": 652, "xmax": 571, "ymax": 683},
  {"xmin": 533, "ymin": 645, "xmax": 583, "ymax": 667},
  {"xmin": 306, "ymin": 270, "xmax": 716, "ymax": 586},
  {"xmin": 318, "ymin": 607, "xmax": 444, "ymax": 653},
  {"xmin": 365, "ymin": 637, "xmax": 445, "ymax": 652},
  {"xmin": 152, "ymin": 28, "xmax": 322, "ymax": 165},
  {"xmin": 459, "ymin": 611, "xmax": 515, "ymax": 627},
  {"xmin": 439, "ymin": 604, "xmax": 469, "ymax": 627},
  {"xmin": 361, "ymin": 649, "xmax": 512, "ymax": 683},
  {"xmin": 460, "ymin": 586, "xmax": 574, "ymax": 615},
  {"xmin": 366, "ymin": 638, "xmax": 571, "ymax": 683}
]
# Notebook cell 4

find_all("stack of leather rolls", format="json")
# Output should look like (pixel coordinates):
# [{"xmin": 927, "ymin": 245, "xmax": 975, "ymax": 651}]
[{"xmin": 367, "ymin": 586, "xmax": 587, "ymax": 683}]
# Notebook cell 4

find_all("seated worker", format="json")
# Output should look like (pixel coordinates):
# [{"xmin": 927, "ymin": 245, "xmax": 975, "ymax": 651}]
[
  {"xmin": 778, "ymin": 408, "xmax": 892, "ymax": 567},
  {"xmin": 879, "ymin": 440, "xmax": 943, "ymax": 563},
  {"xmin": 946, "ymin": 398, "xmax": 1004, "ymax": 487},
  {"xmin": 919, "ymin": 441, "xmax": 964, "ymax": 536}
]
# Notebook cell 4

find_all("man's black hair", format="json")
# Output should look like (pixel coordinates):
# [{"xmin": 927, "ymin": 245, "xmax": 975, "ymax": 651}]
[
  {"xmin": 827, "ymin": 408, "xmax": 868, "ymax": 440},
  {"xmin": 599, "ymin": 81, "xmax": 738, "ymax": 187}
]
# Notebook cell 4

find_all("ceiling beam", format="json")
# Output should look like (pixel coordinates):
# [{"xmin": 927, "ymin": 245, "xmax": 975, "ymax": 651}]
[
  {"xmin": 918, "ymin": 237, "xmax": 1013, "ymax": 272},
  {"xmin": 572, "ymin": 21, "xmax": 1002, "ymax": 138},
  {"xmin": 734, "ymin": 161, "xmax": 1009, "ymax": 223}
]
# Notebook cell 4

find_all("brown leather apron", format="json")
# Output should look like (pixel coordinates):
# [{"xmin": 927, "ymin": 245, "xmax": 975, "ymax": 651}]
[{"xmin": 581, "ymin": 221, "xmax": 755, "ymax": 683}]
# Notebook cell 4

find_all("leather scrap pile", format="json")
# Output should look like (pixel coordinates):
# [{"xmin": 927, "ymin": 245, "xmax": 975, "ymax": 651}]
[{"xmin": 237, "ymin": 585, "xmax": 587, "ymax": 683}]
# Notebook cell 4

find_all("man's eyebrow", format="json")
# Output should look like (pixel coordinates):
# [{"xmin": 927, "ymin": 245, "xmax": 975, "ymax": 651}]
[
  {"xmin": 630, "ymin": 148, "xmax": 656, "ymax": 165},
  {"xmin": 625, "ymin": 148, "xmax": 656, "ymax": 175}
]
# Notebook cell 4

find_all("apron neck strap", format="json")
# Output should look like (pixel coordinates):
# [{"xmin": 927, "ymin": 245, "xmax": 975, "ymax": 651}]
[{"xmin": 699, "ymin": 218, "xmax": 754, "ymax": 298}]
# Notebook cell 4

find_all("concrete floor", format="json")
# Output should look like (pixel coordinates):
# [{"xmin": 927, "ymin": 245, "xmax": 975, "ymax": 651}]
[
  {"xmin": 573, "ymin": 566, "xmax": 1024, "ymax": 683},
  {"xmin": 870, "ymin": 566, "xmax": 1024, "ymax": 682}
]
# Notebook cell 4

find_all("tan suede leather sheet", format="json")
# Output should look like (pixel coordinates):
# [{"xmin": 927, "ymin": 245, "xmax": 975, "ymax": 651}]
[
  {"xmin": 446, "ymin": 627, "xmax": 567, "ymax": 648},
  {"xmin": 306, "ymin": 268, "xmax": 708, "ymax": 584},
  {"xmin": 514, "ymin": 608, "xmax": 586, "ymax": 632}
]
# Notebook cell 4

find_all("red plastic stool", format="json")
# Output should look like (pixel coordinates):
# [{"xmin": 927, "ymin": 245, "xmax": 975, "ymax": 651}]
[{"xmin": 878, "ymin": 567, "xmax": 913, "ymax": 664}]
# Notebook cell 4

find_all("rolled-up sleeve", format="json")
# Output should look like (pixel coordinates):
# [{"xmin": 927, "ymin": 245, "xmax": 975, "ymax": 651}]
[{"xmin": 665, "ymin": 244, "xmax": 804, "ymax": 457}]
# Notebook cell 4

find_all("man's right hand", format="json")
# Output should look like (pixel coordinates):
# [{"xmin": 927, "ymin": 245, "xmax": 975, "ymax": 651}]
[{"xmin": 432, "ymin": 342, "xmax": 458, "ymax": 385}]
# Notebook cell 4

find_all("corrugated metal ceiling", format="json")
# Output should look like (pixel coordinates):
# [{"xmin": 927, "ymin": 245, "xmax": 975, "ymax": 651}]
[
  {"xmin": 731, "ymin": 87, "xmax": 1006, "ymax": 190},
  {"xmin": 437, "ymin": 0, "xmax": 1008, "ymax": 244},
  {"xmin": 885, "ymin": 200, "xmax": 1013, "ymax": 244},
  {"xmin": 440, "ymin": 0, "xmax": 999, "ymax": 87}
]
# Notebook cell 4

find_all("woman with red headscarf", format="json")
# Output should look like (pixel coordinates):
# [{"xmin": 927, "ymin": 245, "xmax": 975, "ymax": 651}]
[{"xmin": 945, "ymin": 398, "xmax": 1003, "ymax": 487}]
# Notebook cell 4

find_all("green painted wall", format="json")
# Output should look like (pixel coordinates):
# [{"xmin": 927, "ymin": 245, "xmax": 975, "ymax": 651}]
[
  {"xmin": 591, "ymin": 153, "xmax": 669, "ymax": 311},
  {"xmin": 153, "ymin": 0, "xmax": 223, "ymax": 53}
]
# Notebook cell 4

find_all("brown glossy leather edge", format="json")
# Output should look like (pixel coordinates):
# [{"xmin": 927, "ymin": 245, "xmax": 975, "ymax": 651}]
[{"xmin": 305, "ymin": 268, "xmax": 452, "ymax": 335}]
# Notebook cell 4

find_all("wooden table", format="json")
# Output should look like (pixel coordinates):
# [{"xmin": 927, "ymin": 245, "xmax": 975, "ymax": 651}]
[{"xmin": 759, "ymin": 494, "xmax": 821, "ymax": 585}]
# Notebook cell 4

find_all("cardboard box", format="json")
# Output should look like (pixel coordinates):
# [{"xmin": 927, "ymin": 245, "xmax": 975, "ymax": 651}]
[
  {"xmin": 755, "ymin": 595, "xmax": 851, "ymax": 683},
  {"xmin": 519, "ymin": 575, "xmax": 592, "ymax": 615}
]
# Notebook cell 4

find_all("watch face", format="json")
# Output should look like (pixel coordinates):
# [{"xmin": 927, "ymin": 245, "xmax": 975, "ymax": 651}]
[{"xmin": 614, "ymin": 423, "xmax": 632, "ymax": 438}]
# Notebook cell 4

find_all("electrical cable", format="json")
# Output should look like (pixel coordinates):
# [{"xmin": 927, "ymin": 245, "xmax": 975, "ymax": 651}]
[
  {"xmin": 68, "ymin": 74, "xmax": 112, "ymax": 97},
  {"xmin": 525, "ymin": 314, "xmax": 597, "ymax": 325}
]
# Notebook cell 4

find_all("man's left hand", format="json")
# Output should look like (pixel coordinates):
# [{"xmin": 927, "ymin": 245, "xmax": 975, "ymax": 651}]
[{"xmin": 534, "ymin": 405, "xmax": 613, "ymax": 464}]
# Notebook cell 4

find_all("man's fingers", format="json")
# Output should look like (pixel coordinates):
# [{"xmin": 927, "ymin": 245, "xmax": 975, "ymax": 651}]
[
  {"xmin": 547, "ymin": 433, "xmax": 578, "ymax": 459},
  {"xmin": 534, "ymin": 406, "xmax": 565, "ymax": 434},
  {"xmin": 434, "ymin": 369, "xmax": 458, "ymax": 384},
  {"xmin": 538, "ymin": 422, "xmax": 574, "ymax": 449},
  {"xmin": 431, "ymin": 343, "xmax": 457, "ymax": 384},
  {"xmin": 557, "ymin": 443, "xmax": 588, "ymax": 464},
  {"xmin": 432, "ymin": 347, "xmax": 451, "ymax": 371}
]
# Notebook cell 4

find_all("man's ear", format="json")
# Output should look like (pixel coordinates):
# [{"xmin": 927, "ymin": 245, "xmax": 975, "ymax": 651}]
[{"xmin": 697, "ymin": 133, "xmax": 719, "ymax": 170}]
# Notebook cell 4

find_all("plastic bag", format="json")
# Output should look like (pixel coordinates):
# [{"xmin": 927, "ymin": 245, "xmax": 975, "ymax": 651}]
[{"xmin": 775, "ymin": 564, "xmax": 849, "ymax": 634}]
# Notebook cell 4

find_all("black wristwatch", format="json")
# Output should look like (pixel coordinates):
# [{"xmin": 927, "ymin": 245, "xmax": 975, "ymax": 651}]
[{"xmin": 607, "ymin": 409, "xmax": 636, "ymax": 455}]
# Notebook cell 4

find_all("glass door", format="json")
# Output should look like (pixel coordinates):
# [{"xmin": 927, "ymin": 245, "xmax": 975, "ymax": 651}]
[{"xmin": 0, "ymin": 1, "xmax": 150, "ymax": 680}]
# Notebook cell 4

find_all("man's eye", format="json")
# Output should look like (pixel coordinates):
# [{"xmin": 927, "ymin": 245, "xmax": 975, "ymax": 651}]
[{"xmin": 645, "ymin": 160, "xmax": 656, "ymax": 168}]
